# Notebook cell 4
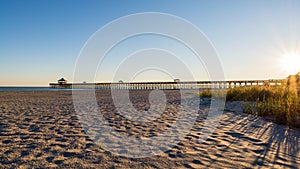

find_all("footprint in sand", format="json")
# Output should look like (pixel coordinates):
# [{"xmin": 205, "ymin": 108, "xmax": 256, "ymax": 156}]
[
  {"xmin": 2, "ymin": 140, "xmax": 12, "ymax": 144},
  {"xmin": 183, "ymin": 160, "xmax": 204, "ymax": 169},
  {"xmin": 252, "ymin": 149, "xmax": 265, "ymax": 154},
  {"xmin": 224, "ymin": 131, "xmax": 262, "ymax": 143},
  {"xmin": 46, "ymin": 156, "xmax": 54, "ymax": 162}
]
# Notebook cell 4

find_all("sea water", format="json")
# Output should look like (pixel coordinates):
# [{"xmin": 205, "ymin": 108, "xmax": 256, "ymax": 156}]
[{"xmin": 0, "ymin": 87, "xmax": 72, "ymax": 91}]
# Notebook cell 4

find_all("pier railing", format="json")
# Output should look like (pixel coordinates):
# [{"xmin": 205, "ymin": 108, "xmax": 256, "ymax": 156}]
[{"xmin": 49, "ymin": 79, "xmax": 284, "ymax": 90}]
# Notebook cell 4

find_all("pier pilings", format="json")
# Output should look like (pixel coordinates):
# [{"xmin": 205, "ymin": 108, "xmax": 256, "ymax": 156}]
[{"xmin": 49, "ymin": 79, "xmax": 283, "ymax": 90}]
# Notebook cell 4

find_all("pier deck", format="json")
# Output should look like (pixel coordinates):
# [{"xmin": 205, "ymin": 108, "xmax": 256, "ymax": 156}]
[{"xmin": 49, "ymin": 79, "xmax": 284, "ymax": 90}]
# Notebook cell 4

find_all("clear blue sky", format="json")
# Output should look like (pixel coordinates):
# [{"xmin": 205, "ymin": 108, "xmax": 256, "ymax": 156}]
[{"xmin": 1, "ymin": 0, "xmax": 300, "ymax": 86}]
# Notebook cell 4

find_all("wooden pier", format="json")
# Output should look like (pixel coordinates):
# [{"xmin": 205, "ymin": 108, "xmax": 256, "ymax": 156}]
[{"xmin": 49, "ymin": 79, "xmax": 284, "ymax": 90}]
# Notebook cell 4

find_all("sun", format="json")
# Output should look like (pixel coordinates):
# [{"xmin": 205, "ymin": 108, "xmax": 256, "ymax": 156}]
[{"xmin": 280, "ymin": 53, "xmax": 300, "ymax": 75}]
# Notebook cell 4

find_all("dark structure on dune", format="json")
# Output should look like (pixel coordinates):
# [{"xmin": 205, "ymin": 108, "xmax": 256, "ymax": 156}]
[
  {"xmin": 286, "ymin": 72, "xmax": 300, "ymax": 84},
  {"xmin": 285, "ymin": 72, "xmax": 300, "ymax": 91}
]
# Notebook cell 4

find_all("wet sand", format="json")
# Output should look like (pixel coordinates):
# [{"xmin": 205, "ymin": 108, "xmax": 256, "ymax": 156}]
[{"xmin": 0, "ymin": 90, "xmax": 299, "ymax": 168}]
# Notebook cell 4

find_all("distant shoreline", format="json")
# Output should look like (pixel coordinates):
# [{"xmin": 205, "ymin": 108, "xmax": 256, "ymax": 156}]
[{"xmin": 0, "ymin": 87, "xmax": 71, "ymax": 91}]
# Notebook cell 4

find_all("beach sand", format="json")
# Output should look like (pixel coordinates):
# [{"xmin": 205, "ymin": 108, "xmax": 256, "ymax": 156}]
[{"xmin": 0, "ymin": 90, "xmax": 299, "ymax": 168}]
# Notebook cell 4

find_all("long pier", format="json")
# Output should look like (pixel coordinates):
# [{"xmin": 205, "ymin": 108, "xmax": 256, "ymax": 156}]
[{"xmin": 49, "ymin": 79, "xmax": 284, "ymax": 90}]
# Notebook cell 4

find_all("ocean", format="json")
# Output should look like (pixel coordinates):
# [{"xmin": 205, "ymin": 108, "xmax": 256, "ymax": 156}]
[{"xmin": 0, "ymin": 87, "xmax": 72, "ymax": 91}]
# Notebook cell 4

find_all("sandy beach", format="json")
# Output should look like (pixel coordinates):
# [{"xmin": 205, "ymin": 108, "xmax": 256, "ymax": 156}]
[{"xmin": 0, "ymin": 90, "xmax": 299, "ymax": 168}]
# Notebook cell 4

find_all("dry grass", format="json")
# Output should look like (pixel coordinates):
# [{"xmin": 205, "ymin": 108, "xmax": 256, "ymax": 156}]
[
  {"xmin": 199, "ymin": 82, "xmax": 300, "ymax": 128},
  {"xmin": 240, "ymin": 85, "xmax": 300, "ymax": 128}
]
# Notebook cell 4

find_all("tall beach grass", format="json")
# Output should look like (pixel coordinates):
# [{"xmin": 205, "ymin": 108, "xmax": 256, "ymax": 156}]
[
  {"xmin": 230, "ymin": 85, "xmax": 300, "ymax": 128},
  {"xmin": 199, "ymin": 80, "xmax": 300, "ymax": 128}
]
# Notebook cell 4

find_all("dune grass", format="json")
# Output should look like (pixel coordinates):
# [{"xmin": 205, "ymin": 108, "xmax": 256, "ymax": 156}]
[
  {"xmin": 240, "ymin": 86, "xmax": 300, "ymax": 128},
  {"xmin": 199, "ymin": 84, "xmax": 300, "ymax": 128}
]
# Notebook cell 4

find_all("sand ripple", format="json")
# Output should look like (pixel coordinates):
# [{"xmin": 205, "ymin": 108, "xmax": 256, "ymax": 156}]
[{"xmin": 0, "ymin": 90, "xmax": 299, "ymax": 168}]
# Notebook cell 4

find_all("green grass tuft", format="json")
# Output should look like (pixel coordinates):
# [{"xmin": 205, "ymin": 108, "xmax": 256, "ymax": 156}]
[
  {"xmin": 228, "ymin": 85, "xmax": 300, "ymax": 128},
  {"xmin": 198, "ymin": 83, "xmax": 300, "ymax": 128}
]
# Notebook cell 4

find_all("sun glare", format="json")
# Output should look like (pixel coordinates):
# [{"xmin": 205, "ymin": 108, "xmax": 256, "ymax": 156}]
[{"xmin": 280, "ymin": 53, "xmax": 300, "ymax": 75}]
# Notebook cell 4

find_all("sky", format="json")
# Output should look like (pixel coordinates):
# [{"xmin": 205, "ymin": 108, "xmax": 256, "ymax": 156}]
[{"xmin": 1, "ymin": 0, "xmax": 300, "ymax": 86}]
